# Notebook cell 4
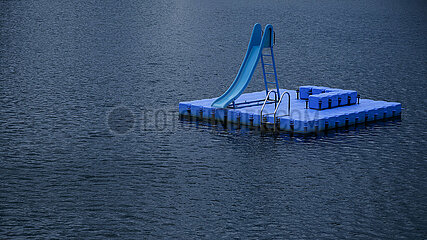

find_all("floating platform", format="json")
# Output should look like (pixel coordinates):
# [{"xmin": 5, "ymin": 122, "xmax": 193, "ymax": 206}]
[{"xmin": 179, "ymin": 88, "xmax": 402, "ymax": 134}]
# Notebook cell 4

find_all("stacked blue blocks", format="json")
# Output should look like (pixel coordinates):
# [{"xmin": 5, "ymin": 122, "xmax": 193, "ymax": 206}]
[{"xmin": 300, "ymin": 86, "xmax": 358, "ymax": 110}]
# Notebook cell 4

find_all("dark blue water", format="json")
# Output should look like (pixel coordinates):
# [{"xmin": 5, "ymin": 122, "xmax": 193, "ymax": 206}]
[{"xmin": 1, "ymin": 0, "xmax": 426, "ymax": 239}]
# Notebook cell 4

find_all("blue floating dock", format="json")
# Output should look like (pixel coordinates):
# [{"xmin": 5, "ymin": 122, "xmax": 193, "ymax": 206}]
[
  {"xmin": 179, "ymin": 24, "xmax": 401, "ymax": 133},
  {"xmin": 179, "ymin": 88, "xmax": 401, "ymax": 134}
]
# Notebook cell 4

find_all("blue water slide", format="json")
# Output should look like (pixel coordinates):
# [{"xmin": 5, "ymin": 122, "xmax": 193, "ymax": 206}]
[{"xmin": 211, "ymin": 24, "xmax": 274, "ymax": 108}]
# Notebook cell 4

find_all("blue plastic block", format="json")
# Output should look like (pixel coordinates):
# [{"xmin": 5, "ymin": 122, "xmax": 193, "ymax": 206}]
[
  {"xmin": 394, "ymin": 103, "xmax": 402, "ymax": 115},
  {"xmin": 179, "ymin": 103, "xmax": 190, "ymax": 115},
  {"xmin": 312, "ymin": 86, "xmax": 328, "ymax": 95},
  {"xmin": 190, "ymin": 105, "xmax": 202, "ymax": 117},
  {"xmin": 215, "ymin": 109, "xmax": 227, "ymax": 121},
  {"xmin": 199, "ymin": 107, "xmax": 205, "ymax": 118},
  {"xmin": 278, "ymin": 117, "xmax": 291, "ymax": 130},
  {"xmin": 293, "ymin": 120, "xmax": 305, "ymax": 133},
  {"xmin": 265, "ymin": 115, "xmax": 274, "ymax": 124},
  {"xmin": 377, "ymin": 107, "xmax": 387, "ymax": 120},
  {"xmin": 325, "ymin": 116, "xmax": 336, "ymax": 129},
  {"xmin": 313, "ymin": 120, "xmax": 321, "ymax": 131},
  {"xmin": 234, "ymin": 112, "xmax": 242, "ymax": 123},
  {"xmin": 373, "ymin": 108, "xmax": 381, "ymax": 121},
  {"xmin": 354, "ymin": 110, "xmax": 366, "ymax": 123},
  {"xmin": 210, "ymin": 108, "xmax": 217, "ymax": 119},
  {"xmin": 346, "ymin": 90, "xmax": 358, "ymax": 104},
  {"xmin": 326, "ymin": 92, "xmax": 339, "ymax": 108},
  {"xmin": 338, "ymin": 90, "xmax": 357, "ymax": 105},
  {"xmin": 252, "ymin": 114, "xmax": 261, "ymax": 126},
  {"xmin": 387, "ymin": 103, "xmax": 401, "ymax": 117},
  {"xmin": 241, "ymin": 112, "xmax": 255, "ymax": 126},
  {"xmin": 335, "ymin": 91, "xmax": 347, "ymax": 106},
  {"xmin": 379, "ymin": 102, "xmax": 400, "ymax": 118},
  {"xmin": 313, "ymin": 119, "xmax": 320, "ymax": 131},
  {"xmin": 336, "ymin": 91, "xmax": 346, "ymax": 106},
  {"xmin": 343, "ymin": 114, "xmax": 350, "ymax": 125},
  {"xmin": 316, "ymin": 117, "xmax": 328, "ymax": 131},
  {"xmin": 309, "ymin": 95, "xmax": 328, "ymax": 109},
  {"xmin": 203, "ymin": 107, "xmax": 214, "ymax": 119},
  {"xmin": 289, "ymin": 120, "xmax": 295, "ymax": 131},
  {"xmin": 366, "ymin": 109, "xmax": 376, "ymax": 122},
  {"xmin": 239, "ymin": 112, "xmax": 249, "ymax": 124},
  {"xmin": 348, "ymin": 112, "xmax": 357, "ymax": 125},
  {"xmin": 387, "ymin": 103, "xmax": 401, "ymax": 116},
  {"xmin": 383, "ymin": 104, "xmax": 393, "ymax": 118},
  {"xmin": 234, "ymin": 111, "xmax": 243, "ymax": 123},
  {"xmin": 299, "ymin": 86, "xmax": 315, "ymax": 100},
  {"xmin": 325, "ymin": 88, "xmax": 342, "ymax": 93},
  {"xmin": 248, "ymin": 113, "xmax": 255, "ymax": 125},
  {"xmin": 228, "ymin": 110, "xmax": 237, "ymax": 122},
  {"xmin": 334, "ymin": 115, "xmax": 346, "ymax": 127},
  {"xmin": 303, "ymin": 121, "xmax": 316, "ymax": 133}
]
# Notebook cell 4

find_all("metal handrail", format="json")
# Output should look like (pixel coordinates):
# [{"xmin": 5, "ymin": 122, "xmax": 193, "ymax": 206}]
[
  {"xmin": 274, "ymin": 91, "xmax": 291, "ymax": 118},
  {"xmin": 273, "ymin": 91, "xmax": 291, "ymax": 131},
  {"xmin": 260, "ymin": 89, "xmax": 278, "ymax": 124}
]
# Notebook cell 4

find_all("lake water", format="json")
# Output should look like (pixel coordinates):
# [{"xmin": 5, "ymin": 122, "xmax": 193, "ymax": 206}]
[{"xmin": 1, "ymin": 0, "xmax": 426, "ymax": 239}]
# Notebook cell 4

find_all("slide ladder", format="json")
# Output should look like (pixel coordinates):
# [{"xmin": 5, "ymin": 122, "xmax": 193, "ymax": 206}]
[{"xmin": 260, "ymin": 32, "xmax": 280, "ymax": 97}]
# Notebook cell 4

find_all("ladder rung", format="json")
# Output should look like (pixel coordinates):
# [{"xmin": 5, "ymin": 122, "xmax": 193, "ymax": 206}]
[
  {"xmin": 264, "ymin": 63, "xmax": 273, "ymax": 66},
  {"xmin": 266, "ymin": 81, "xmax": 277, "ymax": 84},
  {"xmin": 263, "ymin": 54, "xmax": 272, "ymax": 56},
  {"xmin": 265, "ymin": 72, "xmax": 275, "ymax": 75}
]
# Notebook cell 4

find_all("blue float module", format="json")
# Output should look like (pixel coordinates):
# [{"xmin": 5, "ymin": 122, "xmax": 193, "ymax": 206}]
[{"xmin": 179, "ymin": 87, "xmax": 401, "ymax": 134}]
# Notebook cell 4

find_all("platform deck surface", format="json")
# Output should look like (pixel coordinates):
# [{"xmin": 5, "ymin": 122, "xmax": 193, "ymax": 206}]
[{"xmin": 179, "ymin": 89, "xmax": 401, "ymax": 133}]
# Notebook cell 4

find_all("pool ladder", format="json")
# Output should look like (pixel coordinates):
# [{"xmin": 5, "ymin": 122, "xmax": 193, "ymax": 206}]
[{"xmin": 260, "ymin": 90, "xmax": 291, "ymax": 131}]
